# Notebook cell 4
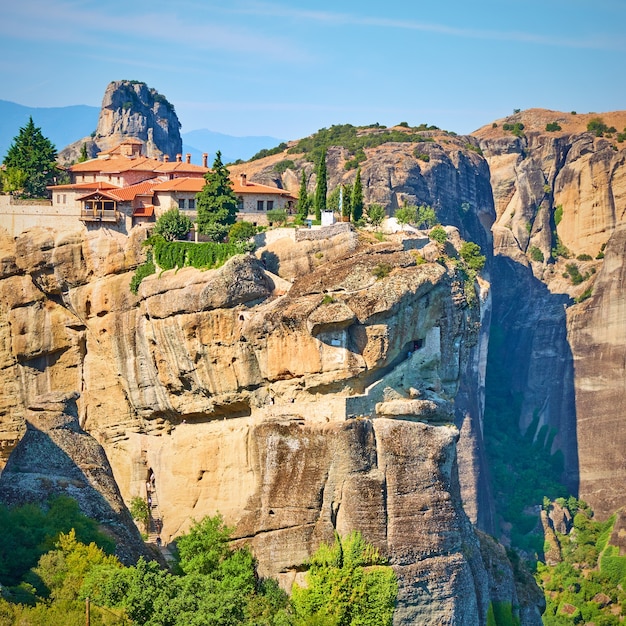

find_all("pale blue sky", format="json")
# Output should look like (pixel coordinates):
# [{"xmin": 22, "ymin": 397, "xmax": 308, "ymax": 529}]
[{"xmin": 1, "ymin": 0, "xmax": 624, "ymax": 139}]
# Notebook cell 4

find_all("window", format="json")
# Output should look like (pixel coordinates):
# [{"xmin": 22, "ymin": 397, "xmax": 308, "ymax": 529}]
[
  {"xmin": 179, "ymin": 198, "xmax": 186, "ymax": 209},
  {"xmin": 62, "ymin": 194, "xmax": 66, "ymax": 204},
  {"xmin": 237, "ymin": 197, "xmax": 244, "ymax": 211},
  {"xmin": 257, "ymin": 200, "xmax": 264, "ymax": 211},
  {"xmin": 188, "ymin": 199, "xmax": 195, "ymax": 210},
  {"xmin": 266, "ymin": 200, "xmax": 274, "ymax": 211}
]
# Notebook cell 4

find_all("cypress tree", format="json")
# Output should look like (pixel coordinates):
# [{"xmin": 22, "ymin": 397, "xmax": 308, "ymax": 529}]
[
  {"xmin": 195, "ymin": 150, "xmax": 238, "ymax": 241},
  {"xmin": 314, "ymin": 148, "xmax": 327, "ymax": 222},
  {"xmin": 352, "ymin": 168, "xmax": 364, "ymax": 222},
  {"xmin": 3, "ymin": 117, "xmax": 58, "ymax": 198},
  {"xmin": 296, "ymin": 169, "xmax": 310, "ymax": 218},
  {"xmin": 341, "ymin": 184, "xmax": 352, "ymax": 220}
]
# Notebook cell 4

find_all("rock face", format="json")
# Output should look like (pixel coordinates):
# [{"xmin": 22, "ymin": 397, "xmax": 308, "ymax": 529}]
[
  {"xmin": 474, "ymin": 109, "xmax": 626, "ymax": 517},
  {"xmin": 58, "ymin": 80, "xmax": 182, "ymax": 162},
  {"xmin": 0, "ymin": 220, "xmax": 534, "ymax": 623}
]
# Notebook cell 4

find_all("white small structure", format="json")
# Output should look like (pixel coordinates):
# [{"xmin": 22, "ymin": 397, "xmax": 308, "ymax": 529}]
[{"xmin": 321, "ymin": 210, "xmax": 336, "ymax": 226}]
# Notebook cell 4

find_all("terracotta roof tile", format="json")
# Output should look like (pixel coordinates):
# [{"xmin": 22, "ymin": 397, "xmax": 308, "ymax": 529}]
[
  {"xmin": 133, "ymin": 205, "xmax": 155, "ymax": 217},
  {"xmin": 152, "ymin": 178, "xmax": 206, "ymax": 192},
  {"xmin": 47, "ymin": 181, "xmax": 120, "ymax": 191},
  {"xmin": 110, "ymin": 180, "xmax": 160, "ymax": 201}
]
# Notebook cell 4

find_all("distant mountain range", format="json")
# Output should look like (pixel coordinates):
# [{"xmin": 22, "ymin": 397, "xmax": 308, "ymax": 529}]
[{"xmin": 0, "ymin": 100, "xmax": 283, "ymax": 165}]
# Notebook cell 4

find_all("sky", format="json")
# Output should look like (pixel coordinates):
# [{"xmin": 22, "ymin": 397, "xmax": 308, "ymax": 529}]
[{"xmin": 0, "ymin": 0, "xmax": 625, "ymax": 140}]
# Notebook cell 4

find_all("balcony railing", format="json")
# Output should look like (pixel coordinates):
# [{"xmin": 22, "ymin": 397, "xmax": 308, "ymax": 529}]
[{"xmin": 80, "ymin": 209, "xmax": 119, "ymax": 223}]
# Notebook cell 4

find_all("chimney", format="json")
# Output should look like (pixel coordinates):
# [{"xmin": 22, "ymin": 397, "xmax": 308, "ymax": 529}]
[
  {"xmin": 163, "ymin": 154, "xmax": 169, "ymax": 162},
  {"xmin": 185, "ymin": 153, "xmax": 191, "ymax": 164},
  {"xmin": 240, "ymin": 173, "xmax": 247, "ymax": 186},
  {"xmin": 176, "ymin": 154, "xmax": 182, "ymax": 162},
  {"xmin": 202, "ymin": 153, "xmax": 208, "ymax": 168}
]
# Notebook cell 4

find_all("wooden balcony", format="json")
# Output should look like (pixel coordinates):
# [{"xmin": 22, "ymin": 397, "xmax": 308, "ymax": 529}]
[{"xmin": 80, "ymin": 209, "xmax": 119, "ymax": 223}]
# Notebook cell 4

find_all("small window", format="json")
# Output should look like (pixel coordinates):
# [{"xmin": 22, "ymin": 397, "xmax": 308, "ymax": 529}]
[
  {"xmin": 257, "ymin": 200, "xmax": 264, "ymax": 211},
  {"xmin": 56, "ymin": 195, "xmax": 60, "ymax": 204},
  {"xmin": 266, "ymin": 200, "xmax": 274, "ymax": 211},
  {"xmin": 63, "ymin": 194, "xmax": 66, "ymax": 204},
  {"xmin": 179, "ymin": 198, "xmax": 186, "ymax": 209},
  {"xmin": 237, "ymin": 197, "xmax": 244, "ymax": 210},
  {"xmin": 188, "ymin": 199, "xmax": 195, "ymax": 210}
]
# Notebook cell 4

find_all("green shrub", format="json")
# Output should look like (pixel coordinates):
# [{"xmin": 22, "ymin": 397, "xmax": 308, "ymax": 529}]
[
  {"xmin": 587, "ymin": 117, "xmax": 608, "ymax": 137},
  {"xmin": 576, "ymin": 253, "xmax": 592, "ymax": 261},
  {"xmin": 372, "ymin": 263, "xmax": 392, "ymax": 279},
  {"xmin": 250, "ymin": 142, "xmax": 288, "ymax": 161},
  {"xmin": 273, "ymin": 159, "xmax": 295, "ymax": 174},
  {"xmin": 575, "ymin": 287, "xmax": 593, "ymax": 303},
  {"xmin": 465, "ymin": 142, "xmax": 483, "ymax": 156},
  {"xmin": 153, "ymin": 239, "xmax": 245, "ymax": 271},
  {"xmin": 429, "ymin": 225, "xmax": 447, "ymax": 245},
  {"xmin": 266, "ymin": 208, "xmax": 287, "ymax": 225},
  {"xmin": 554, "ymin": 205, "xmax": 563, "ymax": 226},
  {"xmin": 460, "ymin": 241, "xmax": 486, "ymax": 272},
  {"xmin": 529, "ymin": 246, "xmax": 544, "ymax": 262},
  {"xmin": 564, "ymin": 263, "xmax": 585, "ymax": 285},
  {"xmin": 130, "ymin": 251, "xmax": 156, "ymax": 294},
  {"xmin": 153, "ymin": 207, "xmax": 193, "ymax": 241},
  {"xmin": 546, "ymin": 122, "xmax": 562, "ymax": 132},
  {"xmin": 129, "ymin": 496, "xmax": 149, "ymax": 529},
  {"xmin": 228, "ymin": 220, "xmax": 257, "ymax": 242}
]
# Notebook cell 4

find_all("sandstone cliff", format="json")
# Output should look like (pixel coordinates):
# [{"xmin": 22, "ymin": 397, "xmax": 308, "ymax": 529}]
[
  {"xmin": 58, "ymin": 80, "xmax": 182, "ymax": 163},
  {"xmin": 0, "ymin": 222, "xmax": 536, "ymax": 624},
  {"xmin": 474, "ymin": 109, "xmax": 626, "ymax": 518}
]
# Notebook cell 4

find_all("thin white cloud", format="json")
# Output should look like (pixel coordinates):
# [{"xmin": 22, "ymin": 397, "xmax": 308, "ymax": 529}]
[
  {"xmin": 0, "ymin": 0, "xmax": 302, "ymax": 60},
  {"xmin": 234, "ymin": 0, "xmax": 626, "ymax": 51}
]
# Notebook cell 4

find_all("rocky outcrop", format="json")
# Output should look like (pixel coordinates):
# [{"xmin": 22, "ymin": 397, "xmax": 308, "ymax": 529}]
[
  {"xmin": 58, "ymin": 80, "xmax": 182, "ymax": 163},
  {"xmin": 0, "ymin": 220, "xmax": 534, "ymax": 623},
  {"xmin": 474, "ymin": 109, "xmax": 626, "ymax": 518}
]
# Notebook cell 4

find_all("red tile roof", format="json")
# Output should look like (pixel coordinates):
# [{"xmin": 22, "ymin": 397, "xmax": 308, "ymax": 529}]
[
  {"xmin": 231, "ymin": 178, "xmax": 296, "ymax": 198},
  {"xmin": 151, "ymin": 178, "xmax": 206, "ymax": 192},
  {"xmin": 109, "ymin": 180, "xmax": 160, "ymax": 201},
  {"xmin": 133, "ymin": 205, "xmax": 155, "ymax": 217},
  {"xmin": 47, "ymin": 181, "xmax": 120, "ymax": 191}
]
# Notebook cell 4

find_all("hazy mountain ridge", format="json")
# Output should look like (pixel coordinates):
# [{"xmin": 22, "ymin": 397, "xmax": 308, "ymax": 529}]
[{"xmin": 0, "ymin": 99, "xmax": 282, "ymax": 165}]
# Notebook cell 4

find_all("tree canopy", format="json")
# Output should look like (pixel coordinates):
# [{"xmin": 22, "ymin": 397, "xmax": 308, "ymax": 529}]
[
  {"xmin": 153, "ymin": 207, "xmax": 193, "ymax": 241},
  {"xmin": 196, "ymin": 151, "xmax": 238, "ymax": 241},
  {"xmin": 2, "ymin": 117, "xmax": 58, "ymax": 198},
  {"xmin": 352, "ymin": 168, "xmax": 364, "ymax": 222}
]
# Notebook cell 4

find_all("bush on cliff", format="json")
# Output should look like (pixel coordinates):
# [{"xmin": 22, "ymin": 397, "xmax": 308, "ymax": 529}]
[{"xmin": 153, "ymin": 207, "xmax": 193, "ymax": 241}]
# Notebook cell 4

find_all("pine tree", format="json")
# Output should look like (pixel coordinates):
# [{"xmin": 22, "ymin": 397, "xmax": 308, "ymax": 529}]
[
  {"xmin": 296, "ymin": 169, "xmax": 310, "ymax": 218},
  {"xmin": 314, "ymin": 148, "xmax": 327, "ymax": 222},
  {"xmin": 2, "ymin": 117, "xmax": 58, "ymax": 198},
  {"xmin": 195, "ymin": 151, "xmax": 238, "ymax": 241},
  {"xmin": 78, "ymin": 143, "xmax": 89, "ymax": 163},
  {"xmin": 352, "ymin": 167, "xmax": 364, "ymax": 222}
]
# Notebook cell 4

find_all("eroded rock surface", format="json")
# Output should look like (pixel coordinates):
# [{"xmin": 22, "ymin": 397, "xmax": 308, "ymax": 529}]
[{"xmin": 0, "ymin": 222, "xmax": 528, "ymax": 623}]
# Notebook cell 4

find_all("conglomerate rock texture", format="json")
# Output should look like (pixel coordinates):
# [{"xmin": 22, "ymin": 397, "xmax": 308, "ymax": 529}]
[{"xmin": 0, "ymin": 220, "xmax": 535, "ymax": 624}]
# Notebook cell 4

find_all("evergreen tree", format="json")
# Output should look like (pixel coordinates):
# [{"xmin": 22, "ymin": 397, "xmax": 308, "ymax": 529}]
[
  {"xmin": 296, "ymin": 169, "xmax": 310, "ymax": 218},
  {"xmin": 78, "ymin": 143, "xmax": 89, "ymax": 163},
  {"xmin": 195, "ymin": 150, "xmax": 238, "ymax": 242},
  {"xmin": 341, "ymin": 183, "xmax": 352, "ymax": 220},
  {"xmin": 352, "ymin": 167, "xmax": 364, "ymax": 222},
  {"xmin": 2, "ymin": 117, "xmax": 58, "ymax": 198},
  {"xmin": 314, "ymin": 148, "xmax": 327, "ymax": 221}
]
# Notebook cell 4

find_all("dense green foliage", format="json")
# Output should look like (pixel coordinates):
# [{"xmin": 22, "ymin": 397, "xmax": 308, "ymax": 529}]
[
  {"xmin": 341, "ymin": 184, "xmax": 352, "ymax": 219},
  {"xmin": 537, "ymin": 502, "xmax": 626, "ymax": 624},
  {"xmin": 486, "ymin": 601, "xmax": 520, "ymax": 626},
  {"xmin": 314, "ymin": 149, "xmax": 327, "ymax": 221},
  {"xmin": 250, "ymin": 142, "xmax": 288, "ymax": 161},
  {"xmin": 129, "ymin": 496, "xmax": 150, "ymax": 530},
  {"xmin": 196, "ymin": 151, "xmax": 238, "ymax": 241},
  {"xmin": 154, "ymin": 207, "xmax": 193, "ymax": 241},
  {"xmin": 287, "ymin": 123, "xmax": 437, "ymax": 165},
  {"xmin": 130, "ymin": 250, "xmax": 156, "ymax": 294},
  {"xmin": 267, "ymin": 208, "xmax": 287, "ymax": 225},
  {"xmin": 228, "ymin": 220, "xmax": 257, "ymax": 242},
  {"xmin": 529, "ymin": 246, "xmax": 545, "ymax": 263},
  {"xmin": 2, "ymin": 117, "xmax": 58, "ymax": 198},
  {"xmin": 352, "ymin": 168, "xmax": 364, "ymax": 222},
  {"xmin": 152, "ymin": 237, "xmax": 247, "ymax": 271},
  {"xmin": 296, "ymin": 170, "xmax": 311, "ymax": 218},
  {"xmin": 554, "ymin": 204, "xmax": 563, "ymax": 226},
  {"xmin": 429, "ymin": 225, "xmax": 448, "ymax": 245},
  {"xmin": 395, "ymin": 203, "xmax": 437, "ymax": 229},
  {"xmin": 1, "ymin": 509, "xmax": 395, "ymax": 626},
  {"xmin": 587, "ymin": 117, "xmax": 610, "ymax": 137},
  {"xmin": 367, "ymin": 203, "xmax": 386, "ymax": 229},
  {"xmin": 0, "ymin": 497, "xmax": 115, "ymax": 589},
  {"xmin": 545, "ymin": 122, "xmax": 562, "ymax": 132},
  {"xmin": 273, "ymin": 159, "xmax": 295, "ymax": 174},
  {"xmin": 459, "ymin": 241, "xmax": 486, "ymax": 272},
  {"xmin": 502, "ymin": 122, "xmax": 525, "ymax": 138},
  {"xmin": 291, "ymin": 532, "xmax": 397, "ymax": 626}
]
